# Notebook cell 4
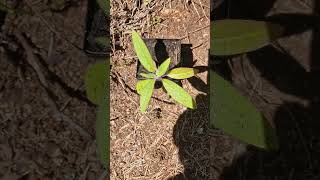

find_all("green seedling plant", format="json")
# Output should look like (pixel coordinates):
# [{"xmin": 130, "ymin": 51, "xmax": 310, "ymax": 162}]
[{"xmin": 132, "ymin": 31, "xmax": 197, "ymax": 113}]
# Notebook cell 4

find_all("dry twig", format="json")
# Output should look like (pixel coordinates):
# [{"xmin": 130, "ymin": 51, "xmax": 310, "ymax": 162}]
[{"xmin": 15, "ymin": 30, "xmax": 92, "ymax": 140}]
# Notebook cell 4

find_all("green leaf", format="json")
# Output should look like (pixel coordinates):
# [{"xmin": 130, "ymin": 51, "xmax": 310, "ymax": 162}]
[
  {"xmin": 140, "ymin": 73, "xmax": 156, "ymax": 79},
  {"xmin": 131, "ymin": 31, "xmax": 156, "ymax": 72},
  {"xmin": 84, "ymin": 60, "xmax": 108, "ymax": 105},
  {"xmin": 136, "ymin": 79, "xmax": 151, "ymax": 94},
  {"xmin": 162, "ymin": 79, "xmax": 195, "ymax": 109},
  {"xmin": 167, "ymin": 68, "xmax": 197, "ymax": 79},
  {"xmin": 210, "ymin": 70, "xmax": 278, "ymax": 150},
  {"xmin": 211, "ymin": 19, "xmax": 284, "ymax": 56},
  {"xmin": 97, "ymin": 0, "xmax": 110, "ymax": 16},
  {"xmin": 83, "ymin": 59, "xmax": 110, "ymax": 169},
  {"xmin": 95, "ymin": 36, "xmax": 110, "ymax": 48},
  {"xmin": 156, "ymin": 58, "xmax": 171, "ymax": 77},
  {"xmin": 95, "ymin": 63, "xmax": 110, "ymax": 168},
  {"xmin": 136, "ymin": 79, "xmax": 155, "ymax": 112}
]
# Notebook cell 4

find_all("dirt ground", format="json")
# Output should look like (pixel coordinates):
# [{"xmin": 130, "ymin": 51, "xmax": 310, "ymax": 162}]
[
  {"xmin": 1, "ymin": 0, "xmax": 319, "ymax": 179},
  {"xmin": 0, "ymin": 0, "xmax": 107, "ymax": 179},
  {"xmin": 110, "ymin": 0, "xmax": 236, "ymax": 179}
]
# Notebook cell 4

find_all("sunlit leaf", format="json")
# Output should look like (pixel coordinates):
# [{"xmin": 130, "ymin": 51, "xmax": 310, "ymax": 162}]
[
  {"xmin": 162, "ymin": 79, "xmax": 195, "ymax": 109},
  {"xmin": 210, "ymin": 70, "xmax": 278, "ymax": 150},
  {"xmin": 156, "ymin": 58, "xmax": 171, "ymax": 77},
  {"xmin": 132, "ymin": 31, "xmax": 156, "ymax": 72},
  {"xmin": 211, "ymin": 19, "xmax": 284, "ymax": 56},
  {"xmin": 167, "ymin": 68, "xmax": 197, "ymax": 79},
  {"xmin": 97, "ymin": 0, "xmax": 110, "ymax": 16},
  {"xmin": 136, "ymin": 79, "xmax": 152, "ymax": 94},
  {"xmin": 140, "ymin": 73, "xmax": 156, "ymax": 79},
  {"xmin": 136, "ymin": 79, "xmax": 155, "ymax": 113},
  {"xmin": 84, "ymin": 60, "xmax": 108, "ymax": 105}
]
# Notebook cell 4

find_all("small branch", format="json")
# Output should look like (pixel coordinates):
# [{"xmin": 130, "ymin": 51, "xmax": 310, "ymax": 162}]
[
  {"xmin": 15, "ymin": 30, "xmax": 92, "ymax": 140},
  {"xmin": 24, "ymin": 0, "xmax": 83, "ymax": 51},
  {"xmin": 191, "ymin": 0, "xmax": 201, "ymax": 18},
  {"xmin": 15, "ymin": 31, "xmax": 48, "ymax": 88}
]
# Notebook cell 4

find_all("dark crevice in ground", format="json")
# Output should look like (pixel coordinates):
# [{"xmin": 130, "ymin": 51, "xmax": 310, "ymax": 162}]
[
  {"xmin": 35, "ymin": 53, "xmax": 95, "ymax": 106},
  {"xmin": 2, "ymin": 40, "xmax": 24, "ymax": 66},
  {"xmin": 0, "ymin": 11, "xmax": 6, "ymax": 31}
]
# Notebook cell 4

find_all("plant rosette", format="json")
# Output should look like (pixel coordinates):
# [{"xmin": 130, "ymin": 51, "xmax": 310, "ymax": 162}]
[{"xmin": 132, "ymin": 31, "xmax": 197, "ymax": 113}]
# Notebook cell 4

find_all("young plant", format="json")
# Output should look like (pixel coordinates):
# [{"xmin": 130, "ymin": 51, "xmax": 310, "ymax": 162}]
[{"xmin": 131, "ymin": 31, "xmax": 197, "ymax": 113}]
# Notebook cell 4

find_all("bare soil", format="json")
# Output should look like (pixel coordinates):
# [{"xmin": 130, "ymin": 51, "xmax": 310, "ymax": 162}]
[
  {"xmin": 0, "ymin": 0, "xmax": 107, "ymax": 179},
  {"xmin": 110, "ymin": 0, "xmax": 235, "ymax": 179},
  {"xmin": 2, "ymin": 0, "xmax": 318, "ymax": 179}
]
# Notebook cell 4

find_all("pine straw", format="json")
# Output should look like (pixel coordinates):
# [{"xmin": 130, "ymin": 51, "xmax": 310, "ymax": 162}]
[
  {"xmin": 110, "ymin": 63, "xmax": 214, "ymax": 179},
  {"xmin": 110, "ymin": 0, "xmax": 235, "ymax": 179},
  {"xmin": 111, "ymin": 0, "xmax": 165, "ymax": 51},
  {"xmin": 110, "ymin": 49, "xmax": 186, "ymax": 179}
]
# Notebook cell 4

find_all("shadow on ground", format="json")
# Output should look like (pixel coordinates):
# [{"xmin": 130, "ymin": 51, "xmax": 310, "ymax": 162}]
[
  {"xmin": 167, "ymin": 42, "xmax": 212, "ymax": 179},
  {"xmin": 168, "ymin": 0, "xmax": 320, "ymax": 179},
  {"xmin": 168, "ymin": 94, "xmax": 211, "ymax": 180}
]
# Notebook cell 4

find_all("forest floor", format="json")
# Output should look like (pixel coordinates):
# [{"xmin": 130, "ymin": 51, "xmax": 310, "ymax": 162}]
[
  {"xmin": 110, "ymin": 0, "xmax": 234, "ymax": 179},
  {"xmin": 0, "ymin": 0, "xmax": 107, "ymax": 179},
  {"xmin": 1, "ymin": 0, "xmax": 319, "ymax": 179}
]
